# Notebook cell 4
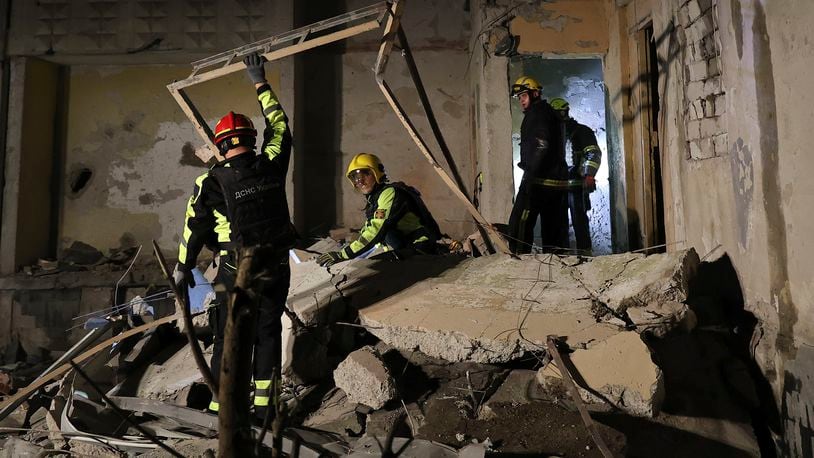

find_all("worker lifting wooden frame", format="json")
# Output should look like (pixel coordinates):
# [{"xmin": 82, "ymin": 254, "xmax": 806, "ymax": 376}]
[{"xmin": 166, "ymin": 0, "xmax": 511, "ymax": 254}]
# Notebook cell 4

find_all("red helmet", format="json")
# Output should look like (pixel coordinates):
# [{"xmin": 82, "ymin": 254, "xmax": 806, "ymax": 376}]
[{"xmin": 213, "ymin": 111, "xmax": 257, "ymax": 153}]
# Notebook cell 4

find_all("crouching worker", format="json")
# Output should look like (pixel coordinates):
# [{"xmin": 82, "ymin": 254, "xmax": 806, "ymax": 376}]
[
  {"xmin": 173, "ymin": 52, "xmax": 295, "ymax": 423},
  {"xmin": 317, "ymin": 153, "xmax": 441, "ymax": 267}
]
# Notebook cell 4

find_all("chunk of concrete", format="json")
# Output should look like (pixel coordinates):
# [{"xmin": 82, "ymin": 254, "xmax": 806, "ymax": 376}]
[
  {"xmin": 575, "ymin": 248, "xmax": 700, "ymax": 313},
  {"xmin": 0, "ymin": 437, "xmax": 45, "ymax": 457},
  {"xmin": 135, "ymin": 343, "xmax": 210, "ymax": 402},
  {"xmin": 303, "ymin": 389, "xmax": 365, "ymax": 436},
  {"xmin": 334, "ymin": 346, "xmax": 397, "ymax": 410},
  {"xmin": 627, "ymin": 300, "xmax": 698, "ymax": 337},
  {"xmin": 538, "ymin": 332, "xmax": 664, "ymax": 416}
]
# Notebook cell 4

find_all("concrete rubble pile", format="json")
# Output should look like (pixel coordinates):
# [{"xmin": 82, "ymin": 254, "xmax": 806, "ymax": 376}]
[{"xmin": 0, "ymin": 241, "xmax": 763, "ymax": 456}]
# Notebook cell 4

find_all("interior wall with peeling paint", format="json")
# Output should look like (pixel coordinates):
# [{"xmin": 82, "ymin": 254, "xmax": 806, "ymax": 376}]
[
  {"xmin": 60, "ymin": 65, "xmax": 285, "ymax": 256},
  {"xmin": 510, "ymin": 0, "xmax": 609, "ymax": 55}
]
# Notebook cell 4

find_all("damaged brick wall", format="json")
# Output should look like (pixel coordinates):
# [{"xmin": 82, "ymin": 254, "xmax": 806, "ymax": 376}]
[{"xmin": 678, "ymin": 0, "xmax": 728, "ymax": 160}]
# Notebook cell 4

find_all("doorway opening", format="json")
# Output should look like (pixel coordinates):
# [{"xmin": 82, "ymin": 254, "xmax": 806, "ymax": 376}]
[
  {"xmin": 508, "ymin": 57, "xmax": 612, "ymax": 255},
  {"xmin": 633, "ymin": 24, "xmax": 666, "ymax": 253}
]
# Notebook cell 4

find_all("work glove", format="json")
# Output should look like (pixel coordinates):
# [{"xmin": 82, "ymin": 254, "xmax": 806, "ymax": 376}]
[
  {"xmin": 316, "ymin": 251, "xmax": 343, "ymax": 268},
  {"xmin": 172, "ymin": 264, "xmax": 196, "ymax": 290},
  {"xmin": 243, "ymin": 52, "xmax": 267, "ymax": 84},
  {"xmin": 584, "ymin": 175, "xmax": 596, "ymax": 193}
]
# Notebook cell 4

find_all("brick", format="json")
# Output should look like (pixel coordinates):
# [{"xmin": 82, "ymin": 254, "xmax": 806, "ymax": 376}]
[
  {"xmin": 688, "ymin": 138, "xmax": 715, "ymax": 160},
  {"xmin": 703, "ymin": 95, "xmax": 717, "ymax": 117},
  {"xmin": 700, "ymin": 117, "xmax": 723, "ymax": 137},
  {"xmin": 686, "ymin": 81, "xmax": 706, "ymax": 100},
  {"xmin": 704, "ymin": 76, "xmax": 722, "ymax": 94},
  {"xmin": 707, "ymin": 57, "xmax": 721, "ymax": 76},
  {"xmin": 703, "ymin": 36, "xmax": 718, "ymax": 57},
  {"xmin": 678, "ymin": 7, "xmax": 691, "ymax": 28},
  {"xmin": 690, "ymin": 15, "xmax": 714, "ymax": 41},
  {"xmin": 713, "ymin": 133, "xmax": 729, "ymax": 156},
  {"xmin": 687, "ymin": 60, "xmax": 708, "ymax": 81},
  {"xmin": 697, "ymin": 137, "xmax": 715, "ymax": 159},
  {"xmin": 714, "ymin": 94, "xmax": 727, "ymax": 116},
  {"xmin": 686, "ymin": 120, "xmax": 702, "ymax": 139},
  {"xmin": 687, "ymin": 0, "xmax": 703, "ymax": 22},
  {"xmin": 689, "ymin": 99, "xmax": 705, "ymax": 120}
]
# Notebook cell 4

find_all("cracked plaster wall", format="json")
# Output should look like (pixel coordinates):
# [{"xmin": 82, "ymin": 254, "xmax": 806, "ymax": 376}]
[
  {"xmin": 604, "ymin": 0, "xmax": 814, "ymax": 453},
  {"xmin": 59, "ymin": 65, "xmax": 285, "ymax": 255}
]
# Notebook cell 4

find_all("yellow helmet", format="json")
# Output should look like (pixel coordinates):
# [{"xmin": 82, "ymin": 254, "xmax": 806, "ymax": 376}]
[
  {"xmin": 550, "ymin": 97, "xmax": 569, "ymax": 111},
  {"xmin": 511, "ymin": 76, "xmax": 542, "ymax": 97},
  {"xmin": 346, "ymin": 153, "xmax": 386, "ymax": 184}
]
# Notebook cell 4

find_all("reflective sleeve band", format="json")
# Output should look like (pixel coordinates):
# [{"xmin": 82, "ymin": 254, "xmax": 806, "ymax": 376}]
[
  {"xmin": 585, "ymin": 160, "xmax": 601, "ymax": 169},
  {"xmin": 254, "ymin": 379, "xmax": 271, "ymax": 406},
  {"xmin": 583, "ymin": 145, "xmax": 600, "ymax": 153},
  {"xmin": 258, "ymin": 87, "xmax": 287, "ymax": 160},
  {"xmin": 208, "ymin": 400, "xmax": 220, "ymax": 412},
  {"xmin": 527, "ymin": 178, "xmax": 573, "ymax": 188},
  {"xmin": 345, "ymin": 187, "xmax": 395, "ymax": 257}
]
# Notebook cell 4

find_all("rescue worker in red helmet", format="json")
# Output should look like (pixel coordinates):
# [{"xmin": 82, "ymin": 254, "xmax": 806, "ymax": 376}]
[
  {"xmin": 507, "ymin": 76, "xmax": 569, "ymax": 254},
  {"xmin": 316, "ymin": 153, "xmax": 442, "ymax": 267},
  {"xmin": 173, "ymin": 52, "xmax": 295, "ymax": 423}
]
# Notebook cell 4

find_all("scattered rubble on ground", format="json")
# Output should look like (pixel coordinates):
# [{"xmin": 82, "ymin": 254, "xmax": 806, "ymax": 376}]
[{"xmin": 0, "ymin": 241, "xmax": 764, "ymax": 456}]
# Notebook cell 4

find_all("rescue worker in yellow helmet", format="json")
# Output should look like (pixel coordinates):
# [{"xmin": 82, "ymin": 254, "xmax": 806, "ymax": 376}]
[
  {"xmin": 316, "ymin": 153, "xmax": 442, "ymax": 267},
  {"xmin": 507, "ymin": 76, "xmax": 569, "ymax": 254},
  {"xmin": 174, "ymin": 52, "xmax": 295, "ymax": 423},
  {"xmin": 550, "ymin": 97, "xmax": 602, "ymax": 254}
]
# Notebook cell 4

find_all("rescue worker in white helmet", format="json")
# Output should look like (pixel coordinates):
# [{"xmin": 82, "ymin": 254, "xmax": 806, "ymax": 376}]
[
  {"xmin": 550, "ymin": 97, "xmax": 602, "ymax": 254},
  {"xmin": 173, "ymin": 52, "xmax": 295, "ymax": 424},
  {"xmin": 316, "ymin": 153, "xmax": 442, "ymax": 267},
  {"xmin": 507, "ymin": 76, "xmax": 569, "ymax": 254}
]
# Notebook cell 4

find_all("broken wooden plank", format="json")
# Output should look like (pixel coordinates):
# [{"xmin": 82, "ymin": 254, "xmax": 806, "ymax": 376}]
[{"xmin": 373, "ymin": 0, "xmax": 511, "ymax": 255}]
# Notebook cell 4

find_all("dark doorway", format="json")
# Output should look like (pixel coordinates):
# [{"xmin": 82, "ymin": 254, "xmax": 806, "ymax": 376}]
[{"xmin": 634, "ymin": 25, "xmax": 666, "ymax": 252}]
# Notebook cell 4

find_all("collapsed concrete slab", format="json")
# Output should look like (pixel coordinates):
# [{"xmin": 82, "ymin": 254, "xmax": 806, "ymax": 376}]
[
  {"xmin": 333, "ymin": 346, "xmax": 397, "ymax": 410},
  {"xmin": 355, "ymin": 251, "xmax": 697, "ymax": 362},
  {"xmin": 538, "ymin": 331, "xmax": 665, "ymax": 417}
]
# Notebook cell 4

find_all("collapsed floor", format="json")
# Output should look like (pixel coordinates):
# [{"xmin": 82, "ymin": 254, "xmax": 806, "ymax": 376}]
[{"xmin": 0, "ymin": 243, "xmax": 771, "ymax": 456}]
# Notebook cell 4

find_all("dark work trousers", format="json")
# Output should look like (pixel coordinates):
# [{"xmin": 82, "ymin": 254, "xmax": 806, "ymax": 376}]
[
  {"xmin": 208, "ymin": 251, "xmax": 291, "ymax": 417},
  {"xmin": 568, "ymin": 187, "xmax": 592, "ymax": 253},
  {"xmin": 507, "ymin": 181, "xmax": 568, "ymax": 254}
]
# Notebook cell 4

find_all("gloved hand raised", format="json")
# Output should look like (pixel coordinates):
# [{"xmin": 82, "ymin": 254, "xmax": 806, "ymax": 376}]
[
  {"xmin": 243, "ymin": 52, "xmax": 267, "ymax": 84},
  {"xmin": 172, "ymin": 264, "xmax": 196, "ymax": 290},
  {"xmin": 316, "ymin": 251, "xmax": 343, "ymax": 268}
]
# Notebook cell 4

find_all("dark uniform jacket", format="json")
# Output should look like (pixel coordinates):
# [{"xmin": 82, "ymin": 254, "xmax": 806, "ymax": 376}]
[
  {"xmin": 565, "ymin": 118, "xmax": 602, "ymax": 184},
  {"xmin": 518, "ymin": 98, "xmax": 568, "ymax": 186},
  {"xmin": 177, "ymin": 83, "xmax": 293, "ymax": 271}
]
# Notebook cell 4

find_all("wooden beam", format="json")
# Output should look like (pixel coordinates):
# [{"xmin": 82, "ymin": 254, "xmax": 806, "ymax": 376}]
[
  {"xmin": 168, "ymin": 87, "xmax": 221, "ymax": 159},
  {"xmin": 168, "ymin": 19, "xmax": 382, "ymax": 92},
  {"xmin": 374, "ymin": 0, "xmax": 512, "ymax": 254}
]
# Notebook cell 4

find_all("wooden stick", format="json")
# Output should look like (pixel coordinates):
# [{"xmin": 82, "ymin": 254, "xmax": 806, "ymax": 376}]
[
  {"xmin": 546, "ymin": 335, "xmax": 613, "ymax": 458},
  {"xmin": 373, "ymin": 0, "xmax": 511, "ymax": 254}
]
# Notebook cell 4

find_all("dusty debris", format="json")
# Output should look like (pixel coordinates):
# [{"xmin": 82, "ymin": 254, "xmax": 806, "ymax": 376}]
[
  {"xmin": 302, "ymin": 388, "xmax": 365, "ymax": 436},
  {"xmin": 0, "ymin": 437, "xmax": 47, "ymax": 457},
  {"xmin": 538, "ymin": 332, "xmax": 665, "ymax": 417},
  {"xmin": 484, "ymin": 369, "xmax": 546, "ymax": 407},
  {"xmin": 626, "ymin": 300, "xmax": 698, "ymax": 337},
  {"xmin": 334, "ymin": 346, "xmax": 397, "ymax": 410}
]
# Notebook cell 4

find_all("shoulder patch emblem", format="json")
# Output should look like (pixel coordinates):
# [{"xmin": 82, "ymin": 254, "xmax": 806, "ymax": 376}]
[{"xmin": 374, "ymin": 209, "xmax": 387, "ymax": 219}]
